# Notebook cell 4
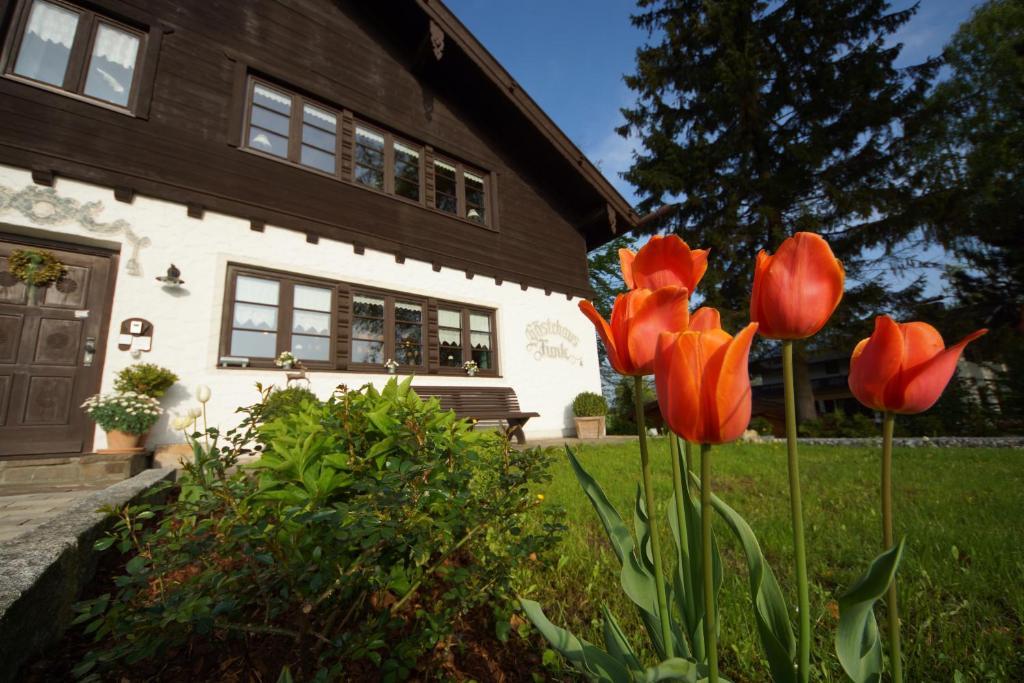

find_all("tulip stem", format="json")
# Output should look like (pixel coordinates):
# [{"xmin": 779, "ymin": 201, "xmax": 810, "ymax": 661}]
[
  {"xmin": 700, "ymin": 443, "xmax": 718, "ymax": 683},
  {"xmin": 782, "ymin": 340, "xmax": 811, "ymax": 683},
  {"xmin": 684, "ymin": 439, "xmax": 695, "ymax": 476},
  {"xmin": 633, "ymin": 375, "xmax": 674, "ymax": 659},
  {"xmin": 882, "ymin": 411, "xmax": 903, "ymax": 683},
  {"xmin": 670, "ymin": 434, "xmax": 704, "ymax": 659}
]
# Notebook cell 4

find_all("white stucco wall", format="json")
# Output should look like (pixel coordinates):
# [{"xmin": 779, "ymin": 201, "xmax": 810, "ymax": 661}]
[{"xmin": 0, "ymin": 164, "xmax": 603, "ymax": 447}]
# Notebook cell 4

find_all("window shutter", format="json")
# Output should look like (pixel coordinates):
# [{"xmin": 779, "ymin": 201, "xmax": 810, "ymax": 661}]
[
  {"xmin": 340, "ymin": 110, "xmax": 355, "ymax": 180},
  {"xmin": 424, "ymin": 146, "xmax": 436, "ymax": 209},
  {"xmin": 335, "ymin": 282, "xmax": 352, "ymax": 369},
  {"xmin": 426, "ymin": 298, "xmax": 439, "ymax": 373}
]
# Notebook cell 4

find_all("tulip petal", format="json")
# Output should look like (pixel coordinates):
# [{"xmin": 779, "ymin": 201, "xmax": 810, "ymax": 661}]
[
  {"xmin": 889, "ymin": 328, "xmax": 988, "ymax": 414},
  {"xmin": 897, "ymin": 322, "xmax": 946, "ymax": 371},
  {"xmin": 749, "ymin": 250, "xmax": 771, "ymax": 328},
  {"xmin": 619, "ymin": 248, "xmax": 637, "ymax": 289},
  {"xmin": 655, "ymin": 331, "xmax": 703, "ymax": 442},
  {"xmin": 625, "ymin": 286, "xmax": 691, "ymax": 375},
  {"xmin": 705, "ymin": 323, "xmax": 758, "ymax": 444},
  {"xmin": 753, "ymin": 233, "xmax": 844, "ymax": 340},
  {"xmin": 631, "ymin": 235, "xmax": 709, "ymax": 292},
  {"xmin": 689, "ymin": 306, "xmax": 721, "ymax": 332},
  {"xmin": 848, "ymin": 316, "xmax": 904, "ymax": 411},
  {"xmin": 580, "ymin": 299, "xmax": 629, "ymax": 375}
]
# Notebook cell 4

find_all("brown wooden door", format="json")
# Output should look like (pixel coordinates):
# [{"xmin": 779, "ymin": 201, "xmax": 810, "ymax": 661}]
[{"xmin": 0, "ymin": 237, "xmax": 115, "ymax": 457}]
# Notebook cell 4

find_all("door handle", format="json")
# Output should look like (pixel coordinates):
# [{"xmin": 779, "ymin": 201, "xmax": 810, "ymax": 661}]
[{"xmin": 83, "ymin": 336, "xmax": 96, "ymax": 366}]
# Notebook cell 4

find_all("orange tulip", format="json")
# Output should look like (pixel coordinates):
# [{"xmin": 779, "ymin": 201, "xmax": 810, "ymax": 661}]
[
  {"xmin": 620, "ymin": 235, "xmax": 709, "ymax": 293},
  {"xmin": 750, "ymin": 232, "xmax": 844, "ymax": 340},
  {"xmin": 654, "ymin": 322, "xmax": 758, "ymax": 444},
  {"xmin": 689, "ymin": 306, "xmax": 721, "ymax": 332},
  {"xmin": 580, "ymin": 286, "xmax": 691, "ymax": 376},
  {"xmin": 848, "ymin": 316, "xmax": 987, "ymax": 414}
]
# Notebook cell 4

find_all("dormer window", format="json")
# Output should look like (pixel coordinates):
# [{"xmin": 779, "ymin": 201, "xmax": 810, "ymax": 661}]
[{"xmin": 4, "ymin": 0, "xmax": 149, "ymax": 112}]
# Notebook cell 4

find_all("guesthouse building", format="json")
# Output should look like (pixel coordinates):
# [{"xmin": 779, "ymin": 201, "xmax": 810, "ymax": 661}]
[{"xmin": 0, "ymin": 0, "xmax": 637, "ymax": 461}]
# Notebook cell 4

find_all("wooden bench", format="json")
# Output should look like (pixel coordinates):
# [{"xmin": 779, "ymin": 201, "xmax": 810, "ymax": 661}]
[{"xmin": 413, "ymin": 386, "xmax": 539, "ymax": 444}]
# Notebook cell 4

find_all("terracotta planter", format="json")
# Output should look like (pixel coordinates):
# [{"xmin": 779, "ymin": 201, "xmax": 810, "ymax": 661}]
[
  {"xmin": 98, "ymin": 429, "xmax": 147, "ymax": 455},
  {"xmin": 574, "ymin": 416, "xmax": 606, "ymax": 439}
]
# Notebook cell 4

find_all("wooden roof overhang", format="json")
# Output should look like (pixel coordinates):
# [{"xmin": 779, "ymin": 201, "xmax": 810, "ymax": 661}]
[{"xmin": 355, "ymin": 0, "xmax": 640, "ymax": 250}]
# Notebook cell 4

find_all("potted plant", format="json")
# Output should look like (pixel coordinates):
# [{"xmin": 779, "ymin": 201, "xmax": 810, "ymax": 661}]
[
  {"xmin": 81, "ymin": 391, "xmax": 162, "ymax": 453},
  {"xmin": 113, "ymin": 363, "xmax": 179, "ymax": 398},
  {"xmin": 572, "ymin": 391, "xmax": 608, "ymax": 439},
  {"xmin": 463, "ymin": 359, "xmax": 479, "ymax": 376},
  {"xmin": 384, "ymin": 358, "xmax": 399, "ymax": 374}
]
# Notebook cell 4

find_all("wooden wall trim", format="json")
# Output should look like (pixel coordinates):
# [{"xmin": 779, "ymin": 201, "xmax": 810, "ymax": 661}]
[{"xmin": 225, "ymin": 58, "xmax": 247, "ymax": 147}]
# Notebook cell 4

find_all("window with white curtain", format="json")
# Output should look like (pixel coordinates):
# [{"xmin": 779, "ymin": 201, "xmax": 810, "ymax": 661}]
[{"xmin": 6, "ymin": 0, "xmax": 145, "ymax": 108}]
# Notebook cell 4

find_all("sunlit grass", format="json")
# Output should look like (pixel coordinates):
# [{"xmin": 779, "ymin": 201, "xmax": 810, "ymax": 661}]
[{"xmin": 519, "ymin": 438, "xmax": 1024, "ymax": 682}]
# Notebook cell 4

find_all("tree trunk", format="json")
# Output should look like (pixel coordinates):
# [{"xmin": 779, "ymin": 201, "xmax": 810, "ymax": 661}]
[{"xmin": 793, "ymin": 343, "xmax": 817, "ymax": 423}]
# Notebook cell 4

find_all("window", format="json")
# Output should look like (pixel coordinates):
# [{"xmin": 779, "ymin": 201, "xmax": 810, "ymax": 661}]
[
  {"xmin": 433, "ymin": 157, "xmax": 489, "ymax": 226},
  {"xmin": 223, "ymin": 267, "xmax": 334, "ymax": 366},
  {"xmin": 438, "ymin": 307, "xmax": 495, "ymax": 372},
  {"xmin": 220, "ymin": 266, "xmax": 496, "ymax": 374},
  {"xmin": 244, "ymin": 78, "xmax": 338, "ymax": 174},
  {"xmin": 5, "ymin": 0, "xmax": 145, "ymax": 109},
  {"xmin": 351, "ymin": 293, "xmax": 425, "ymax": 369},
  {"xmin": 353, "ymin": 123, "xmax": 423, "ymax": 202}
]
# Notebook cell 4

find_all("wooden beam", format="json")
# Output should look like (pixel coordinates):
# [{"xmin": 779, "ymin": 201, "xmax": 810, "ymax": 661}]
[
  {"xmin": 250, "ymin": 219, "xmax": 265, "ymax": 232},
  {"xmin": 305, "ymin": 233, "xmax": 319, "ymax": 244},
  {"xmin": 114, "ymin": 186, "xmax": 135, "ymax": 203},
  {"xmin": 187, "ymin": 203, "xmax": 204, "ymax": 219},
  {"xmin": 31, "ymin": 169, "xmax": 54, "ymax": 186}
]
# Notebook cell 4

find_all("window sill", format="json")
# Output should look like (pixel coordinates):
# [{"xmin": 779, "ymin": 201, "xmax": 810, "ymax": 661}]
[
  {"xmin": 213, "ymin": 364, "xmax": 501, "ymax": 378},
  {"xmin": 2, "ymin": 73, "xmax": 137, "ymax": 117}
]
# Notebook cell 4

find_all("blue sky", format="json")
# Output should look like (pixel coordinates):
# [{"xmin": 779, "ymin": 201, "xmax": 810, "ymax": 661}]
[{"xmin": 446, "ymin": 0, "xmax": 981, "ymax": 205}]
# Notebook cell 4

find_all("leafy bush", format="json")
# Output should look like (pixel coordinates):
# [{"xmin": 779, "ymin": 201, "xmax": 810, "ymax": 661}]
[
  {"xmin": 607, "ymin": 376, "xmax": 655, "ymax": 434},
  {"xmin": 572, "ymin": 391, "xmax": 608, "ymax": 417},
  {"xmin": 798, "ymin": 411, "xmax": 878, "ymax": 438},
  {"xmin": 748, "ymin": 416, "xmax": 775, "ymax": 436},
  {"xmin": 259, "ymin": 385, "xmax": 320, "ymax": 423},
  {"xmin": 75, "ymin": 379, "xmax": 563, "ymax": 681},
  {"xmin": 113, "ymin": 363, "xmax": 179, "ymax": 398},
  {"xmin": 80, "ymin": 392, "xmax": 162, "ymax": 434}
]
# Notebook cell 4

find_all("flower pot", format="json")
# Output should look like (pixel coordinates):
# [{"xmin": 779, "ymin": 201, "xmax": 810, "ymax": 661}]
[
  {"xmin": 574, "ymin": 416, "xmax": 606, "ymax": 439},
  {"xmin": 98, "ymin": 429, "xmax": 147, "ymax": 455}
]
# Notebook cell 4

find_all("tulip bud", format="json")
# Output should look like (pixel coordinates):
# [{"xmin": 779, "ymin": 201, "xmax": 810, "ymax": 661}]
[
  {"xmin": 196, "ymin": 385, "xmax": 211, "ymax": 403},
  {"xmin": 750, "ymin": 232, "xmax": 844, "ymax": 340},
  {"xmin": 188, "ymin": 406, "xmax": 202, "ymax": 419}
]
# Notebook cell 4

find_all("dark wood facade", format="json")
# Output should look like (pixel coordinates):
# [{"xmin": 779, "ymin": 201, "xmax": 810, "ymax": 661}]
[{"xmin": 0, "ymin": 0, "xmax": 634, "ymax": 298}]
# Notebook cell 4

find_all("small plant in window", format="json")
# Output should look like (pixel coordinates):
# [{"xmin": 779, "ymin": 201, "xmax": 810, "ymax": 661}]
[
  {"xmin": 274, "ymin": 351, "xmax": 299, "ymax": 369},
  {"xmin": 384, "ymin": 358, "xmax": 399, "ymax": 374},
  {"xmin": 463, "ymin": 359, "xmax": 479, "ymax": 376}
]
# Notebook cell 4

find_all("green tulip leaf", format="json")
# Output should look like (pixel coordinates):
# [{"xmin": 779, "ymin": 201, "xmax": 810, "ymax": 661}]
[
  {"xmin": 690, "ymin": 472, "xmax": 797, "ymax": 683},
  {"xmin": 520, "ymin": 598, "xmax": 632, "ymax": 682},
  {"xmin": 601, "ymin": 605, "xmax": 643, "ymax": 673},
  {"xmin": 836, "ymin": 539, "xmax": 906, "ymax": 683},
  {"xmin": 638, "ymin": 657, "xmax": 700, "ymax": 683},
  {"xmin": 567, "ymin": 447, "xmax": 671, "ymax": 658}
]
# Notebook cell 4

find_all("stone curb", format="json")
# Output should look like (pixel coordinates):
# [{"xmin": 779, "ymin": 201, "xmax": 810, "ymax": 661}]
[
  {"xmin": 747, "ymin": 436, "xmax": 1024, "ymax": 448},
  {"xmin": 0, "ymin": 468, "xmax": 175, "ymax": 683}
]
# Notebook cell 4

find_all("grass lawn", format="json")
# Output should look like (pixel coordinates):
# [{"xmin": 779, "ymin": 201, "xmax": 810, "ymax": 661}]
[{"xmin": 519, "ymin": 438, "xmax": 1024, "ymax": 682}]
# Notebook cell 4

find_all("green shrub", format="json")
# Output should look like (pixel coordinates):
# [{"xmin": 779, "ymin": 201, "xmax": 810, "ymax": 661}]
[
  {"xmin": 259, "ymin": 385, "xmax": 319, "ymax": 423},
  {"xmin": 572, "ymin": 391, "xmax": 608, "ymax": 417},
  {"xmin": 607, "ymin": 376, "xmax": 655, "ymax": 435},
  {"xmin": 81, "ymin": 392, "xmax": 162, "ymax": 434},
  {"xmin": 76, "ymin": 378, "xmax": 563, "ymax": 681},
  {"xmin": 798, "ymin": 411, "xmax": 878, "ymax": 438},
  {"xmin": 748, "ymin": 416, "xmax": 774, "ymax": 436},
  {"xmin": 113, "ymin": 363, "xmax": 178, "ymax": 398}
]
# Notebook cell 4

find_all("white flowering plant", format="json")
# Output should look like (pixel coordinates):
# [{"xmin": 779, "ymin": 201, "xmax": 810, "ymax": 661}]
[
  {"xmin": 384, "ymin": 358, "xmax": 399, "ymax": 372},
  {"xmin": 81, "ymin": 391, "xmax": 162, "ymax": 435},
  {"xmin": 463, "ymin": 360, "xmax": 479, "ymax": 375},
  {"xmin": 274, "ymin": 351, "xmax": 298, "ymax": 368}
]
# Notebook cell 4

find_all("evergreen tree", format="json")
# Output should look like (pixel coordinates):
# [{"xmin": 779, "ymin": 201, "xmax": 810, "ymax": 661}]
[{"xmin": 616, "ymin": 0, "xmax": 936, "ymax": 418}]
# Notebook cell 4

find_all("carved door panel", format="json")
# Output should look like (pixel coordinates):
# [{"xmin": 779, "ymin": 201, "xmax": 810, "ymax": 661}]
[{"xmin": 0, "ymin": 238, "xmax": 114, "ymax": 456}]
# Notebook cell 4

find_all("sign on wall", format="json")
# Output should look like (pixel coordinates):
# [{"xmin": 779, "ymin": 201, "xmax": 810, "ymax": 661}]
[{"xmin": 525, "ymin": 319, "xmax": 583, "ymax": 366}]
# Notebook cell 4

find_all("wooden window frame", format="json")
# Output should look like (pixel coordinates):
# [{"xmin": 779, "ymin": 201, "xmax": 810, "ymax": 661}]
[
  {"xmin": 351, "ymin": 119, "xmax": 425, "ymax": 205},
  {"xmin": 348, "ymin": 286, "xmax": 428, "ymax": 373},
  {"xmin": 219, "ymin": 264, "xmax": 337, "ymax": 370},
  {"xmin": 434, "ymin": 303, "xmax": 499, "ymax": 377},
  {"xmin": 242, "ymin": 76, "xmax": 342, "ymax": 179},
  {"xmin": 1, "ymin": 0, "xmax": 160, "ymax": 117},
  {"xmin": 218, "ymin": 265, "xmax": 500, "ymax": 376},
  {"xmin": 431, "ymin": 154, "xmax": 492, "ymax": 229}
]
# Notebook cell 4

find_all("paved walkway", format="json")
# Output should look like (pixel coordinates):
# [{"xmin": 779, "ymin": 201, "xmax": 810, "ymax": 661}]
[
  {"xmin": 0, "ymin": 484, "xmax": 101, "ymax": 542},
  {"xmin": 517, "ymin": 435, "xmax": 638, "ymax": 449}
]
